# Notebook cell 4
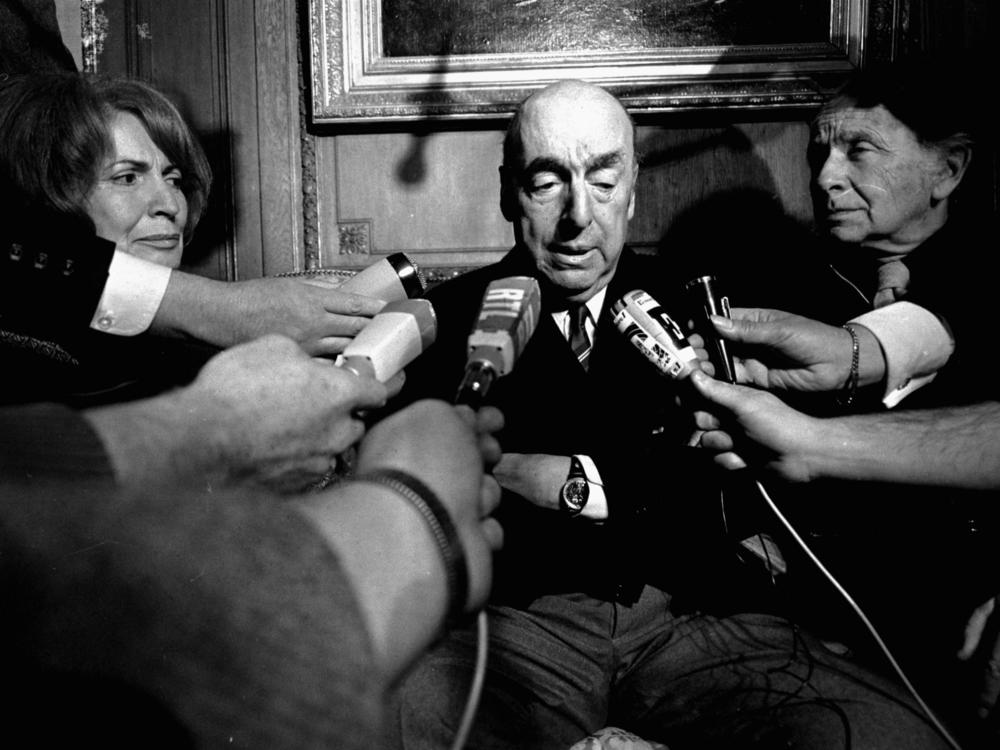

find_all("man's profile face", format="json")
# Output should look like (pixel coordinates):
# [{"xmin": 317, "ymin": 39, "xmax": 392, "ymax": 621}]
[
  {"xmin": 809, "ymin": 99, "xmax": 951, "ymax": 255},
  {"xmin": 503, "ymin": 81, "xmax": 637, "ymax": 303}
]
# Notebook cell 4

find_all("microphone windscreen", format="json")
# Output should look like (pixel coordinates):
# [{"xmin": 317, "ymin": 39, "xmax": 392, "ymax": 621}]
[
  {"xmin": 611, "ymin": 289, "xmax": 699, "ymax": 380},
  {"xmin": 466, "ymin": 276, "xmax": 541, "ymax": 376},
  {"xmin": 340, "ymin": 298, "xmax": 436, "ymax": 381}
]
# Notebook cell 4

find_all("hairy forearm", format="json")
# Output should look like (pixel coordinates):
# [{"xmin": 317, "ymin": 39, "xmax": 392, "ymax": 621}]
[
  {"xmin": 83, "ymin": 389, "xmax": 225, "ymax": 488},
  {"xmin": 809, "ymin": 403, "xmax": 1000, "ymax": 490}
]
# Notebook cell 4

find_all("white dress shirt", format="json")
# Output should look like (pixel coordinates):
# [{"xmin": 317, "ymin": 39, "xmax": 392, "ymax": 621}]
[
  {"xmin": 89, "ymin": 251, "xmax": 172, "ymax": 336},
  {"xmin": 551, "ymin": 288, "xmax": 609, "ymax": 521},
  {"xmin": 849, "ymin": 301, "xmax": 954, "ymax": 408}
]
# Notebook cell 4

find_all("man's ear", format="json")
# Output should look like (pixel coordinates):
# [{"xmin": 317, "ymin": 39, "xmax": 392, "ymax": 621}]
[
  {"xmin": 627, "ymin": 164, "xmax": 638, "ymax": 221},
  {"xmin": 931, "ymin": 140, "xmax": 972, "ymax": 201},
  {"xmin": 499, "ymin": 165, "xmax": 517, "ymax": 222}
]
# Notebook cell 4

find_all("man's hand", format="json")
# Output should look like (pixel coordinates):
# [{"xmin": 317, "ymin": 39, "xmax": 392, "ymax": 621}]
[
  {"xmin": 492, "ymin": 453, "xmax": 569, "ymax": 511},
  {"xmin": 712, "ymin": 308, "xmax": 883, "ymax": 393},
  {"xmin": 87, "ymin": 335, "xmax": 393, "ymax": 492},
  {"xmin": 155, "ymin": 274, "xmax": 387, "ymax": 356},
  {"xmin": 355, "ymin": 400, "xmax": 504, "ymax": 614}
]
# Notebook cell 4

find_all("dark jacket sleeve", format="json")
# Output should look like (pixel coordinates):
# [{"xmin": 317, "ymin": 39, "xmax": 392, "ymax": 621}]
[{"xmin": 1, "ymin": 225, "xmax": 115, "ymax": 341}]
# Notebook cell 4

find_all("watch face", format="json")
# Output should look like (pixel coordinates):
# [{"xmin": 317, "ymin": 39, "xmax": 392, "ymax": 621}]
[{"xmin": 561, "ymin": 477, "xmax": 589, "ymax": 513}]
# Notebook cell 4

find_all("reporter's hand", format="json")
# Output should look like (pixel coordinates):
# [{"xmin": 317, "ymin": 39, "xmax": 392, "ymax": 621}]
[
  {"xmin": 711, "ymin": 308, "xmax": 861, "ymax": 392},
  {"xmin": 493, "ymin": 453, "xmax": 568, "ymax": 511},
  {"xmin": 156, "ymin": 273, "xmax": 386, "ymax": 356},
  {"xmin": 88, "ymin": 335, "xmax": 391, "ymax": 492},
  {"xmin": 958, "ymin": 594, "xmax": 1000, "ymax": 724},
  {"xmin": 689, "ymin": 369, "xmax": 821, "ymax": 483},
  {"xmin": 355, "ymin": 400, "xmax": 504, "ymax": 613},
  {"xmin": 190, "ymin": 334, "xmax": 393, "ymax": 490},
  {"xmin": 686, "ymin": 332, "xmax": 715, "ymax": 377}
]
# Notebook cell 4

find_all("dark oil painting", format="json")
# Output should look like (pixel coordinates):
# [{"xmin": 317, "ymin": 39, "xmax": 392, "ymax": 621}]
[{"xmin": 381, "ymin": 0, "xmax": 831, "ymax": 57}]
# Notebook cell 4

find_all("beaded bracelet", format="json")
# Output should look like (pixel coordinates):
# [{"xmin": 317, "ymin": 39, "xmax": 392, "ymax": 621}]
[
  {"xmin": 837, "ymin": 323, "xmax": 860, "ymax": 408},
  {"xmin": 354, "ymin": 468, "xmax": 469, "ymax": 623}
]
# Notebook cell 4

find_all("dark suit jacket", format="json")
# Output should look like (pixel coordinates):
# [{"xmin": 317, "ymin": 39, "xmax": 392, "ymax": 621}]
[
  {"xmin": 400, "ymin": 246, "xmax": 754, "ymax": 608},
  {"xmin": 1, "ymin": 223, "xmax": 214, "ymax": 406}
]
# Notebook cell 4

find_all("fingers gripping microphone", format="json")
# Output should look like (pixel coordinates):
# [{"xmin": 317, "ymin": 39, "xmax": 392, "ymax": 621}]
[
  {"xmin": 685, "ymin": 275, "xmax": 736, "ymax": 383},
  {"xmin": 340, "ymin": 252, "xmax": 427, "ymax": 300},
  {"xmin": 455, "ymin": 276, "xmax": 542, "ymax": 407},
  {"xmin": 340, "ymin": 298, "xmax": 436, "ymax": 381},
  {"xmin": 611, "ymin": 289, "xmax": 700, "ymax": 381}
]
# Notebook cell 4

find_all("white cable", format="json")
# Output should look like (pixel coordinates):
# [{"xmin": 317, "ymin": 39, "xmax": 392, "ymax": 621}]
[
  {"xmin": 450, "ymin": 610, "xmax": 489, "ymax": 750},
  {"xmin": 753, "ymin": 478, "xmax": 965, "ymax": 750}
]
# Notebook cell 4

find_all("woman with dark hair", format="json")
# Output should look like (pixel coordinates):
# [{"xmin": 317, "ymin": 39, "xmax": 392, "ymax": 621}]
[
  {"xmin": 0, "ymin": 71, "xmax": 389, "ymax": 407},
  {"xmin": 0, "ymin": 72, "xmax": 211, "ymax": 267},
  {"xmin": 0, "ymin": 72, "xmax": 218, "ymax": 404}
]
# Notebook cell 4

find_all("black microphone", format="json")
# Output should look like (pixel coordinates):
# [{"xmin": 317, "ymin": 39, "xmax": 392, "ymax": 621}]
[
  {"xmin": 455, "ymin": 276, "xmax": 542, "ymax": 407},
  {"xmin": 684, "ymin": 274, "xmax": 736, "ymax": 384},
  {"xmin": 340, "ymin": 252, "xmax": 426, "ymax": 300},
  {"xmin": 340, "ymin": 298, "xmax": 436, "ymax": 381},
  {"xmin": 611, "ymin": 289, "xmax": 700, "ymax": 381}
]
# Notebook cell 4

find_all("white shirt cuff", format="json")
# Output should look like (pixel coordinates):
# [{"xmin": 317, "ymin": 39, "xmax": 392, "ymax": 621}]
[
  {"xmin": 576, "ymin": 454, "xmax": 608, "ymax": 521},
  {"xmin": 848, "ymin": 301, "xmax": 954, "ymax": 409},
  {"xmin": 89, "ymin": 251, "xmax": 172, "ymax": 336}
]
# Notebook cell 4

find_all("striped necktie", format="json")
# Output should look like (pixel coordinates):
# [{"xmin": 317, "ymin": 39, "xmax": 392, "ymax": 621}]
[{"xmin": 568, "ymin": 303, "xmax": 592, "ymax": 371}]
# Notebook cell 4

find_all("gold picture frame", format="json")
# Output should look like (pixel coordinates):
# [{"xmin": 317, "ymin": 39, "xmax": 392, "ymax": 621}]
[{"xmin": 307, "ymin": 0, "xmax": 903, "ymax": 125}]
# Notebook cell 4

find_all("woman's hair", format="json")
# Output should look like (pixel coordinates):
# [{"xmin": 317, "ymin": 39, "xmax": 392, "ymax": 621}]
[{"xmin": 0, "ymin": 72, "xmax": 212, "ymax": 241}]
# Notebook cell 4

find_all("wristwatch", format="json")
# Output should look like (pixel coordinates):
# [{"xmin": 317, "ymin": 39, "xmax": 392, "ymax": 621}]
[{"xmin": 559, "ymin": 455, "xmax": 590, "ymax": 516}]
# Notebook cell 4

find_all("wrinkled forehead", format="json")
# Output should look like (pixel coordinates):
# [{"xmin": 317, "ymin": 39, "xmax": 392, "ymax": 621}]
[
  {"xmin": 811, "ymin": 100, "xmax": 915, "ymax": 144},
  {"xmin": 518, "ymin": 88, "xmax": 635, "ymax": 166}
]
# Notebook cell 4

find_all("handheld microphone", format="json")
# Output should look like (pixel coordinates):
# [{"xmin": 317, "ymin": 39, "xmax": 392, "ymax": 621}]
[
  {"xmin": 611, "ymin": 289, "xmax": 700, "ymax": 381},
  {"xmin": 685, "ymin": 274, "xmax": 736, "ymax": 383},
  {"xmin": 340, "ymin": 252, "xmax": 426, "ymax": 300},
  {"xmin": 340, "ymin": 298, "xmax": 436, "ymax": 381},
  {"xmin": 455, "ymin": 276, "xmax": 542, "ymax": 407}
]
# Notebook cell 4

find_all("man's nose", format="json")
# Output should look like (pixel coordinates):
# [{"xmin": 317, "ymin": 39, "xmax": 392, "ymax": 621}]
[
  {"xmin": 815, "ymin": 151, "xmax": 848, "ymax": 194},
  {"xmin": 559, "ymin": 180, "xmax": 592, "ymax": 235}
]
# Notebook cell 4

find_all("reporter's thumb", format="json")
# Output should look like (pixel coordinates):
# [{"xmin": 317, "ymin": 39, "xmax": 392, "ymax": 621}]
[
  {"xmin": 709, "ymin": 313, "xmax": 772, "ymax": 346},
  {"xmin": 690, "ymin": 369, "xmax": 739, "ymax": 413}
]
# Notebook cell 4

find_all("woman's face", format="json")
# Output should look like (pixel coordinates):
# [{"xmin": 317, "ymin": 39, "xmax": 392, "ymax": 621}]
[{"xmin": 85, "ymin": 111, "xmax": 188, "ymax": 269}]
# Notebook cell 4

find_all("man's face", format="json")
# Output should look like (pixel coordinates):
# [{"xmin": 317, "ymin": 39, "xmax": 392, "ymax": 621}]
[
  {"xmin": 809, "ymin": 100, "xmax": 951, "ymax": 255},
  {"xmin": 503, "ymin": 82, "xmax": 637, "ymax": 303}
]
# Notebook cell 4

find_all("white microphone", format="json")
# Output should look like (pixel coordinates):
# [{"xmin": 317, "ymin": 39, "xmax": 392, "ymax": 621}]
[
  {"xmin": 611, "ymin": 289, "xmax": 700, "ymax": 380},
  {"xmin": 340, "ymin": 252, "xmax": 426, "ymax": 300},
  {"xmin": 455, "ymin": 276, "xmax": 542, "ymax": 407},
  {"xmin": 340, "ymin": 298, "xmax": 436, "ymax": 381}
]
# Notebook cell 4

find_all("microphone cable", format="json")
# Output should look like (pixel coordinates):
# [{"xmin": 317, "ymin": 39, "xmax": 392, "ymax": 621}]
[
  {"xmin": 450, "ymin": 610, "xmax": 489, "ymax": 750},
  {"xmin": 751, "ymin": 477, "xmax": 965, "ymax": 750}
]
